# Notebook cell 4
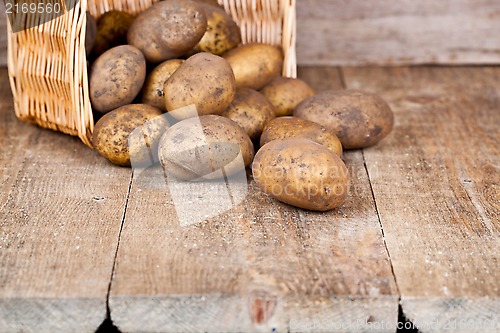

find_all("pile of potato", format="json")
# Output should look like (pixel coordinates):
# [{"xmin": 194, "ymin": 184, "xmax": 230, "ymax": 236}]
[{"xmin": 86, "ymin": 0, "xmax": 394, "ymax": 212}]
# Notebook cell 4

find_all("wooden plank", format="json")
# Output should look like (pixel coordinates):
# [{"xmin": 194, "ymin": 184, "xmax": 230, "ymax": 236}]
[
  {"xmin": 1, "ymin": 4, "xmax": 6, "ymax": 67},
  {"xmin": 342, "ymin": 66, "xmax": 500, "ymax": 332},
  {"xmin": 109, "ymin": 69, "xmax": 399, "ymax": 332},
  {"xmin": 296, "ymin": 0, "xmax": 500, "ymax": 66},
  {"xmin": 0, "ymin": 69, "xmax": 131, "ymax": 332}
]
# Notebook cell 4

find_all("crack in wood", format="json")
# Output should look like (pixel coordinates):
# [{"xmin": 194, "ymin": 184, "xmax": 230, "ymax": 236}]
[{"xmin": 105, "ymin": 170, "xmax": 134, "ymax": 330}]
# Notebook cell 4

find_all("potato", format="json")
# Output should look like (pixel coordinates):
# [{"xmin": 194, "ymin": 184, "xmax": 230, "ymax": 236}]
[
  {"xmin": 221, "ymin": 88, "xmax": 276, "ymax": 140},
  {"xmin": 92, "ymin": 104, "xmax": 168, "ymax": 166},
  {"xmin": 141, "ymin": 59, "xmax": 184, "ymax": 112},
  {"xmin": 85, "ymin": 12, "xmax": 97, "ymax": 56},
  {"xmin": 223, "ymin": 43, "xmax": 283, "ymax": 90},
  {"xmin": 294, "ymin": 90, "xmax": 394, "ymax": 149},
  {"xmin": 261, "ymin": 77, "xmax": 315, "ymax": 117},
  {"xmin": 158, "ymin": 115, "xmax": 254, "ymax": 180},
  {"xmin": 192, "ymin": 3, "xmax": 241, "ymax": 55},
  {"xmin": 127, "ymin": 0, "xmax": 207, "ymax": 63},
  {"xmin": 90, "ymin": 45, "xmax": 146, "ymax": 113},
  {"xmin": 164, "ymin": 52, "xmax": 236, "ymax": 118},
  {"xmin": 260, "ymin": 117, "xmax": 342, "ymax": 157},
  {"xmin": 91, "ymin": 10, "xmax": 135, "ymax": 57},
  {"xmin": 252, "ymin": 138, "xmax": 350, "ymax": 211}
]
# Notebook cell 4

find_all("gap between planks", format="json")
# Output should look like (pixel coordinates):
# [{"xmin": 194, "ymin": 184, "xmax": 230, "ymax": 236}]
[
  {"xmin": 338, "ymin": 66, "xmax": 402, "ymax": 303},
  {"xmin": 105, "ymin": 171, "xmax": 134, "ymax": 318},
  {"xmin": 338, "ymin": 65, "xmax": 402, "ymax": 300},
  {"xmin": 342, "ymin": 66, "xmax": 500, "ymax": 333},
  {"xmin": 360, "ymin": 149, "xmax": 402, "ymax": 294},
  {"xmin": 340, "ymin": 66, "xmax": 405, "ymax": 328},
  {"xmin": 0, "ymin": 67, "xmax": 133, "ymax": 332}
]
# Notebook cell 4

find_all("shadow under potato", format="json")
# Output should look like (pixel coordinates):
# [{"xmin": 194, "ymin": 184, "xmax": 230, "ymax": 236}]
[{"xmin": 133, "ymin": 161, "xmax": 251, "ymax": 228}]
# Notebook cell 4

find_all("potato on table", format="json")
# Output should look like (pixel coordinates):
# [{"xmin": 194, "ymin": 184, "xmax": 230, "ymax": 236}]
[
  {"xmin": 158, "ymin": 115, "xmax": 254, "ymax": 181},
  {"xmin": 252, "ymin": 138, "xmax": 350, "ymax": 211},
  {"xmin": 260, "ymin": 117, "xmax": 342, "ymax": 156},
  {"xmin": 90, "ymin": 45, "xmax": 146, "ymax": 114},
  {"xmin": 164, "ymin": 52, "xmax": 236, "ymax": 118},
  {"xmin": 221, "ymin": 88, "xmax": 276, "ymax": 140},
  {"xmin": 127, "ymin": 0, "xmax": 207, "ymax": 63},
  {"xmin": 92, "ymin": 104, "xmax": 168, "ymax": 166},
  {"xmin": 261, "ymin": 76, "xmax": 315, "ymax": 117},
  {"xmin": 141, "ymin": 59, "xmax": 184, "ymax": 112},
  {"xmin": 223, "ymin": 43, "xmax": 283, "ymax": 90},
  {"xmin": 294, "ymin": 90, "xmax": 394, "ymax": 149}
]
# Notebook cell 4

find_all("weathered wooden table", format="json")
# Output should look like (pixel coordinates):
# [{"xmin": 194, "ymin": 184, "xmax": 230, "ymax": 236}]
[{"xmin": 0, "ymin": 66, "xmax": 498, "ymax": 333}]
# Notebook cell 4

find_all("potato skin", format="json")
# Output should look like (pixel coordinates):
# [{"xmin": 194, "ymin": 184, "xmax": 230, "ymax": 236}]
[
  {"xmin": 90, "ymin": 45, "xmax": 146, "ymax": 114},
  {"xmin": 127, "ymin": 0, "xmax": 207, "ymax": 63},
  {"xmin": 193, "ymin": 3, "xmax": 241, "ymax": 55},
  {"xmin": 221, "ymin": 88, "xmax": 276, "ymax": 140},
  {"xmin": 252, "ymin": 138, "xmax": 350, "ymax": 211},
  {"xmin": 158, "ymin": 115, "xmax": 254, "ymax": 180},
  {"xmin": 261, "ymin": 77, "xmax": 315, "ymax": 117},
  {"xmin": 260, "ymin": 117, "xmax": 342, "ymax": 156},
  {"xmin": 223, "ymin": 43, "xmax": 283, "ymax": 90},
  {"xmin": 294, "ymin": 90, "xmax": 394, "ymax": 149},
  {"xmin": 141, "ymin": 59, "xmax": 184, "ymax": 112},
  {"xmin": 92, "ymin": 104, "xmax": 168, "ymax": 166},
  {"xmin": 164, "ymin": 52, "xmax": 236, "ymax": 118}
]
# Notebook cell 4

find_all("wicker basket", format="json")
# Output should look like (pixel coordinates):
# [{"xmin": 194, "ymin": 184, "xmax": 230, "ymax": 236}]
[{"xmin": 7, "ymin": 0, "xmax": 296, "ymax": 147}]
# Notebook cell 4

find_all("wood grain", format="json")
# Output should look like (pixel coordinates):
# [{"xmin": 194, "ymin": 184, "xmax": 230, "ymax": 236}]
[
  {"xmin": 296, "ymin": 0, "xmax": 500, "ymax": 66},
  {"xmin": 108, "ymin": 70, "xmax": 399, "ymax": 332},
  {"xmin": 298, "ymin": 66, "xmax": 344, "ymax": 92},
  {"xmin": 1, "ymin": 4, "xmax": 6, "ymax": 66},
  {"xmin": 2, "ymin": 0, "xmax": 500, "ymax": 67},
  {"xmin": 342, "ymin": 66, "xmax": 500, "ymax": 332},
  {"xmin": 0, "ymin": 69, "xmax": 131, "ymax": 332},
  {"xmin": 3, "ymin": 63, "xmax": 499, "ymax": 332}
]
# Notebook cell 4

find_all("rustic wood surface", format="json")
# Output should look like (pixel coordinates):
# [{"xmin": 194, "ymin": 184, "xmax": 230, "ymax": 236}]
[
  {"xmin": 1, "ymin": 66, "xmax": 499, "ymax": 332},
  {"xmin": 0, "ymin": 1, "xmax": 7, "ymax": 66},
  {"xmin": 1, "ymin": 5, "xmax": 6, "ymax": 66},
  {"xmin": 2, "ymin": 0, "xmax": 500, "ymax": 67},
  {"xmin": 108, "ymin": 69, "xmax": 399, "ymax": 332},
  {"xmin": 342, "ymin": 66, "xmax": 500, "ymax": 333},
  {"xmin": 0, "ymin": 69, "xmax": 132, "ymax": 332},
  {"xmin": 296, "ymin": 0, "xmax": 500, "ymax": 66}
]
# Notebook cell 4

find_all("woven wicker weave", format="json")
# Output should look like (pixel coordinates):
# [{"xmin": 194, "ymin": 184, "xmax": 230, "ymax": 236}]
[{"xmin": 7, "ymin": 0, "xmax": 296, "ymax": 147}]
